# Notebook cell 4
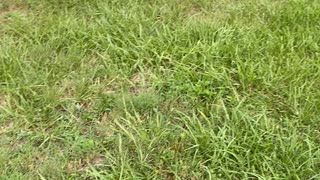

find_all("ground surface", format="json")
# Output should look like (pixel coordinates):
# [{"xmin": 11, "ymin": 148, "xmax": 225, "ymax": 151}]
[{"xmin": 1, "ymin": 0, "xmax": 320, "ymax": 179}]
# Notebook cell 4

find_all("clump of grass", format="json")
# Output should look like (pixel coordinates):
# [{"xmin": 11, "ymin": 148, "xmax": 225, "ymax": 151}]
[{"xmin": 1, "ymin": 0, "xmax": 320, "ymax": 179}]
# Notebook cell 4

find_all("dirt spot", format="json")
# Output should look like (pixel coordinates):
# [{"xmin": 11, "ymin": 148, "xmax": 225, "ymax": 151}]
[
  {"xmin": 102, "ymin": 77, "xmax": 120, "ymax": 95},
  {"xmin": 186, "ymin": 3, "xmax": 203, "ymax": 17},
  {"xmin": 0, "ymin": 4, "xmax": 23, "ymax": 16},
  {"xmin": 1, "ymin": 4, "xmax": 20, "ymax": 13},
  {"xmin": 129, "ymin": 69, "xmax": 154, "ymax": 95},
  {"xmin": 184, "ymin": 2, "xmax": 231, "ymax": 25},
  {"xmin": 90, "ymin": 154, "xmax": 105, "ymax": 167},
  {"xmin": 28, "ymin": 153, "xmax": 48, "ymax": 171},
  {"xmin": 184, "ymin": 0, "xmax": 286, "ymax": 26},
  {"xmin": 155, "ymin": 160, "xmax": 175, "ymax": 180},
  {"xmin": 95, "ymin": 112, "xmax": 115, "ymax": 137},
  {"xmin": 0, "ymin": 122, "xmax": 13, "ymax": 135},
  {"xmin": 58, "ymin": 82, "xmax": 74, "ymax": 100},
  {"xmin": 0, "ymin": 3, "xmax": 26, "ymax": 22},
  {"xmin": 67, "ymin": 154, "xmax": 106, "ymax": 172},
  {"xmin": 0, "ymin": 94, "xmax": 8, "ymax": 106}
]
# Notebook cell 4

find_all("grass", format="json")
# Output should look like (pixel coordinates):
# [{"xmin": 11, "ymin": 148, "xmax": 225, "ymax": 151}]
[{"xmin": 1, "ymin": 0, "xmax": 320, "ymax": 179}]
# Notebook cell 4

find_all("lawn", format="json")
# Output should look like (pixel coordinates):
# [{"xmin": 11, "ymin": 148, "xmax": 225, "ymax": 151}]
[{"xmin": 1, "ymin": 0, "xmax": 320, "ymax": 179}]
